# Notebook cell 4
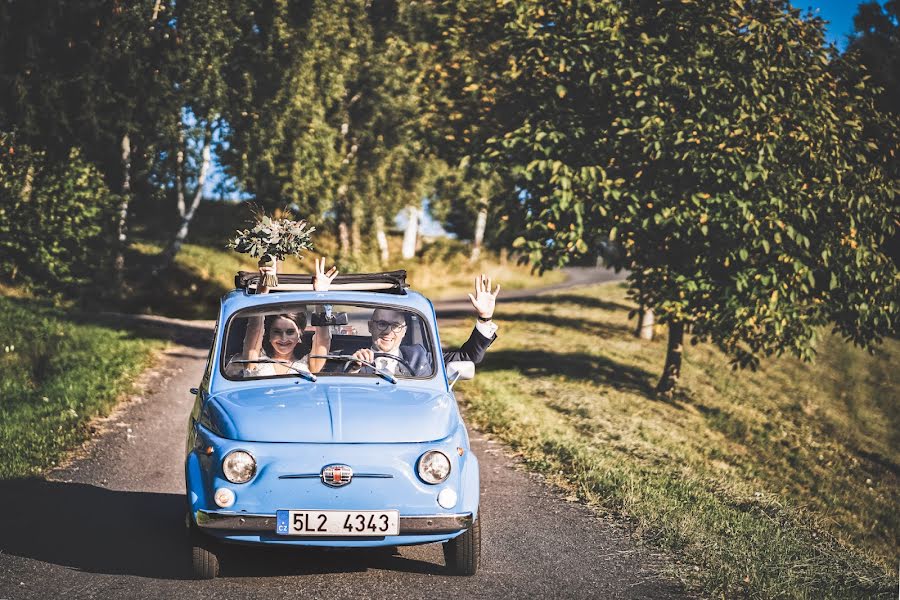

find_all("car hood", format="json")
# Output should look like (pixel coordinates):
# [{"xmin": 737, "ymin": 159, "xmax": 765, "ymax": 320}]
[{"xmin": 203, "ymin": 383, "xmax": 456, "ymax": 443}]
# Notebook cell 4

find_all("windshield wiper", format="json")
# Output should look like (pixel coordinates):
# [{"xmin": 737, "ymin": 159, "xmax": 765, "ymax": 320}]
[
  {"xmin": 308, "ymin": 354, "xmax": 397, "ymax": 384},
  {"xmin": 228, "ymin": 359, "xmax": 317, "ymax": 382}
]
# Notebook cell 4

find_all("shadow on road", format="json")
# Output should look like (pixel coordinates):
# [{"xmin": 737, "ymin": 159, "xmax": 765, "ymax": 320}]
[
  {"xmin": 0, "ymin": 478, "xmax": 190, "ymax": 579},
  {"xmin": 0, "ymin": 478, "xmax": 445, "ymax": 580},
  {"xmin": 221, "ymin": 545, "xmax": 444, "ymax": 578}
]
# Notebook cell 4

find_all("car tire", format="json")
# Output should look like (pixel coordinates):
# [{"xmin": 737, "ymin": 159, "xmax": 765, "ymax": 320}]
[
  {"xmin": 443, "ymin": 517, "xmax": 480, "ymax": 576},
  {"xmin": 189, "ymin": 526, "xmax": 221, "ymax": 580}
]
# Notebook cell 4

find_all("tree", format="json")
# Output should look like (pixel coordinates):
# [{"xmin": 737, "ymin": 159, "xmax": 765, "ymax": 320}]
[
  {"xmin": 218, "ymin": 0, "xmax": 442, "ymax": 264},
  {"xmin": 436, "ymin": 0, "xmax": 898, "ymax": 394},
  {"xmin": 847, "ymin": 1, "xmax": 899, "ymax": 116},
  {"xmin": 0, "ymin": 0, "xmax": 175, "ymax": 291},
  {"xmin": 429, "ymin": 163, "xmax": 509, "ymax": 261},
  {"xmin": 0, "ymin": 134, "xmax": 116, "ymax": 292},
  {"xmin": 156, "ymin": 0, "xmax": 238, "ymax": 268},
  {"xmin": 846, "ymin": 1, "xmax": 900, "ymax": 267}
]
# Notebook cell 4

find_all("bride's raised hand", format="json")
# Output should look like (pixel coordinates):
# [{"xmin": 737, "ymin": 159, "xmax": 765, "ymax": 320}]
[
  {"xmin": 313, "ymin": 257, "xmax": 339, "ymax": 291},
  {"xmin": 257, "ymin": 262, "xmax": 276, "ymax": 294}
]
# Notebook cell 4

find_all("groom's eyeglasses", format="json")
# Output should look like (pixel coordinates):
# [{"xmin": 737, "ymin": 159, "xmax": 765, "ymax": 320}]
[{"xmin": 372, "ymin": 320, "xmax": 406, "ymax": 333}]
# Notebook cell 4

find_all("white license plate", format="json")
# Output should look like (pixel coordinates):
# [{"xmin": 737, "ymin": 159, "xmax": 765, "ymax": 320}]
[{"xmin": 276, "ymin": 510, "xmax": 399, "ymax": 536}]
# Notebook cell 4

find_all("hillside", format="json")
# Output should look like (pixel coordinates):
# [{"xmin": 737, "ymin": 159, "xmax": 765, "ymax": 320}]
[{"xmin": 440, "ymin": 282, "xmax": 898, "ymax": 599}]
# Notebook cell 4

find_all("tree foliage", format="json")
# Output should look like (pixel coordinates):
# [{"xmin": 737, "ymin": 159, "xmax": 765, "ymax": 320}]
[
  {"xmin": 0, "ymin": 134, "xmax": 116, "ymax": 291},
  {"xmin": 217, "ymin": 0, "xmax": 441, "ymax": 261},
  {"xmin": 435, "ymin": 0, "xmax": 899, "ymax": 391},
  {"xmin": 847, "ymin": 1, "xmax": 899, "ymax": 117}
]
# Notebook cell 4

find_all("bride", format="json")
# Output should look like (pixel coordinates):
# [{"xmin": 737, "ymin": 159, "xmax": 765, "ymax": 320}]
[{"xmin": 229, "ymin": 257, "xmax": 338, "ymax": 377}]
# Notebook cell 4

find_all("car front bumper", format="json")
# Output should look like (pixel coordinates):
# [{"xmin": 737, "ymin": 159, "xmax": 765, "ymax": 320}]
[{"xmin": 195, "ymin": 509, "xmax": 472, "ymax": 535}]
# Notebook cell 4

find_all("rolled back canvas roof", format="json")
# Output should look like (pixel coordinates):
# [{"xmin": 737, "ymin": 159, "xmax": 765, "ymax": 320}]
[{"xmin": 234, "ymin": 270, "xmax": 409, "ymax": 294}]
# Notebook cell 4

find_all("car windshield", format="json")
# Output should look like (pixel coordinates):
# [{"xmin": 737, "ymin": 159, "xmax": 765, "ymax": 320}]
[{"xmin": 222, "ymin": 302, "xmax": 435, "ymax": 380}]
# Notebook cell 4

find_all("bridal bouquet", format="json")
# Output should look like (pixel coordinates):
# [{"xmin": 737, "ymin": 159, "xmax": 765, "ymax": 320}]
[{"xmin": 228, "ymin": 207, "xmax": 315, "ymax": 288}]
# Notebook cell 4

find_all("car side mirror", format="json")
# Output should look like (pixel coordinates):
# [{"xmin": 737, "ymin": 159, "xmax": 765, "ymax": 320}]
[{"xmin": 446, "ymin": 361, "xmax": 475, "ymax": 389}]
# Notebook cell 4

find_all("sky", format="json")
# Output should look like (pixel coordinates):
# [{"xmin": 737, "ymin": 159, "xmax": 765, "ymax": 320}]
[{"xmin": 801, "ymin": 0, "xmax": 860, "ymax": 51}]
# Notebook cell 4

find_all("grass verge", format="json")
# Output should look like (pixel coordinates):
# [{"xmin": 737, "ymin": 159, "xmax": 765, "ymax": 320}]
[
  {"xmin": 441, "ymin": 282, "xmax": 897, "ymax": 599},
  {"xmin": 0, "ymin": 296, "xmax": 164, "ymax": 479}
]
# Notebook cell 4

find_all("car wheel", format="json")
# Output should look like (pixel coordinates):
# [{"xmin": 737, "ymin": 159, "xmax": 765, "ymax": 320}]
[
  {"xmin": 443, "ymin": 517, "xmax": 480, "ymax": 576},
  {"xmin": 189, "ymin": 526, "xmax": 221, "ymax": 579}
]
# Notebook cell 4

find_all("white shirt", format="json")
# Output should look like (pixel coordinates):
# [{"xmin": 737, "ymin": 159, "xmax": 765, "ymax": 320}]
[
  {"xmin": 373, "ymin": 346, "xmax": 403, "ymax": 375},
  {"xmin": 474, "ymin": 319, "xmax": 498, "ymax": 339}
]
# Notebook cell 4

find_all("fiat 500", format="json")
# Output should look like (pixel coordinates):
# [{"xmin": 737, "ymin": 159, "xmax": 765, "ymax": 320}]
[{"xmin": 185, "ymin": 271, "xmax": 480, "ymax": 579}]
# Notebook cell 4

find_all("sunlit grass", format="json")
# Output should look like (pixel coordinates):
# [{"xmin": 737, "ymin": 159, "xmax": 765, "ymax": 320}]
[
  {"xmin": 0, "ymin": 296, "xmax": 163, "ymax": 479},
  {"xmin": 442, "ymin": 282, "xmax": 897, "ymax": 599}
]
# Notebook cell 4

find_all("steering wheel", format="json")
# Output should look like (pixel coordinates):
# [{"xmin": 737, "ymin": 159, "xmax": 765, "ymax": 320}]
[
  {"xmin": 371, "ymin": 351, "xmax": 418, "ymax": 375},
  {"xmin": 339, "ymin": 351, "xmax": 418, "ymax": 376}
]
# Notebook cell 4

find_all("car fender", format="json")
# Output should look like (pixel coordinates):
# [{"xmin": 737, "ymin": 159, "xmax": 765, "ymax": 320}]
[{"xmin": 185, "ymin": 450, "xmax": 209, "ymax": 523}]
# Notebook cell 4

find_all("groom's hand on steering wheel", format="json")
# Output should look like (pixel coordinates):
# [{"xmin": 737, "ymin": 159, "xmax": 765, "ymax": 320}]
[{"xmin": 347, "ymin": 348, "xmax": 375, "ymax": 373}]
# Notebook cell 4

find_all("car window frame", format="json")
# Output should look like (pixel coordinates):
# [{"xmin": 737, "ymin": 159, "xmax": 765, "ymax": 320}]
[{"xmin": 219, "ymin": 300, "xmax": 439, "ymax": 382}]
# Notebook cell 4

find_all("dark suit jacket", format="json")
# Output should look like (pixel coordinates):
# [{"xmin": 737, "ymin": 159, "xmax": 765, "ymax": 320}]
[{"xmin": 359, "ymin": 325, "xmax": 496, "ymax": 377}]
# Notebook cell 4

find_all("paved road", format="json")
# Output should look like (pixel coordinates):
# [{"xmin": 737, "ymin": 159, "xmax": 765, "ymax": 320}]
[
  {"xmin": 432, "ymin": 265, "xmax": 627, "ymax": 319},
  {"xmin": 0, "ymin": 267, "xmax": 686, "ymax": 600}
]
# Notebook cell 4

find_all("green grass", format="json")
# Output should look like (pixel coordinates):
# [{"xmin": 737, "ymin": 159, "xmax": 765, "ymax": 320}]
[
  {"xmin": 441, "ymin": 282, "xmax": 897, "ymax": 599},
  {"xmin": 0, "ymin": 296, "xmax": 163, "ymax": 479}
]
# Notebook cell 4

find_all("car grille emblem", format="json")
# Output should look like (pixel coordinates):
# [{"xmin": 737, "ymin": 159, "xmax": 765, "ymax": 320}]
[{"xmin": 321, "ymin": 464, "xmax": 353, "ymax": 487}]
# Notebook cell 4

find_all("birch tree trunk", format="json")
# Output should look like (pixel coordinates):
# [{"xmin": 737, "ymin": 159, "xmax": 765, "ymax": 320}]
[
  {"xmin": 374, "ymin": 214, "xmax": 389, "ymax": 265},
  {"xmin": 469, "ymin": 205, "xmax": 488, "ymax": 263},
  {"xmin": 337, "ymin": 183, "xmax": 352, "ymax": 258},
  {"xmin": 113, "ymin": 132, "xmax": 131, "ymax": 290},
  {"xmin": 338, "ymin": 221, "xmax": 351, "ymax": 257},
  {"xmin": 174, "ymin": 128, "xmax": 186, "ymax": 218},
  {"xmin": 633, "ymin": 272, "xmax": 654, "ymax": 340},
  {"xmin": 401, "ymin": 204, "xmax": 418, "ymax": 259},
  {"xmin": 637, "ymin": 308, "xmax": 655, "ymax": 340},
  {"xmin": 158, "ymin": 129, "xmax": 212, "ymax": 268},
  {"xmin": 350, "ymin": 200, "xmax": 363, "ymax": 257}
]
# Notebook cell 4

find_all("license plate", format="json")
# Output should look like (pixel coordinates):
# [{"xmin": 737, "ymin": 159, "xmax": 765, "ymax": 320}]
[{"xmin": 276, "ymin": 510, "xmax": 399, "ymax": 536}]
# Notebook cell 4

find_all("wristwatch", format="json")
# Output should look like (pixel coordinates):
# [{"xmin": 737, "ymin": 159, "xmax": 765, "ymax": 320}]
[{"xmin": 477, "ymin": 315, "xmax": 492, "ymax": 322}]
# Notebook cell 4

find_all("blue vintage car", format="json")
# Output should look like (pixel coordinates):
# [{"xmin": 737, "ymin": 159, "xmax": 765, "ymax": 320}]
[{"xmin": 185, "ymin": 271, "xmax": 480, "ymax": 579}]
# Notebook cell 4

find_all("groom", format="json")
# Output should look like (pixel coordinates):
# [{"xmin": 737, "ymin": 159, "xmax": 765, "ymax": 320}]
[{"xmin": 347, "ymin": 274, "xmax": 500, "ymax": 377}]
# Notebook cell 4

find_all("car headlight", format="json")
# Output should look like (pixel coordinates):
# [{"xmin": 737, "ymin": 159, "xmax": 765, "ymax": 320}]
[
  {"xmin": 222, "ymin": 450, "xmax": 256, "ymax": 484},
  {"xmin": 417, "ymin": 450, "xmax": 451, "ymax": 484}
]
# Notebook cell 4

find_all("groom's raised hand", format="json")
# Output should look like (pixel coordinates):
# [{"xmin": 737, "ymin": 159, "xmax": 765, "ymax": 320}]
[{"xmin": 467, "ymin": 274, "xmax": 500, "ymax": 320}]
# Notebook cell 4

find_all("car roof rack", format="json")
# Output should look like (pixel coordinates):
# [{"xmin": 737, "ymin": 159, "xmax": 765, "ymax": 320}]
[{"xmin": 234, "ymin": 270, "xmax": 409, "ymax": 294}]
